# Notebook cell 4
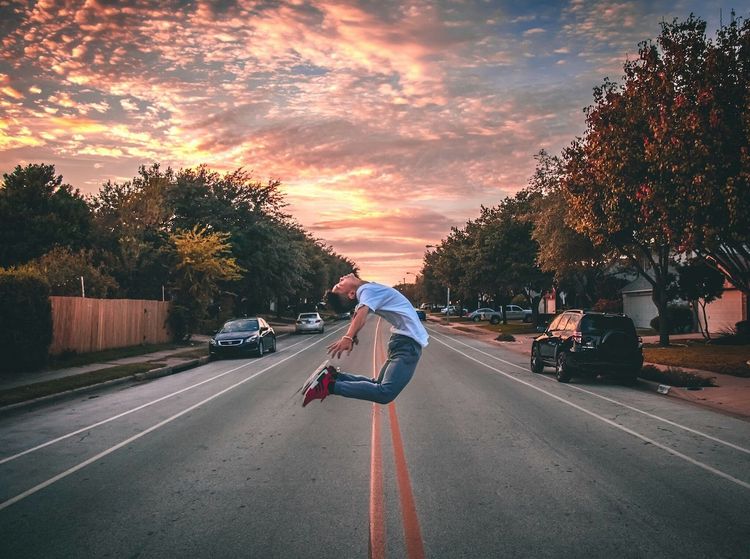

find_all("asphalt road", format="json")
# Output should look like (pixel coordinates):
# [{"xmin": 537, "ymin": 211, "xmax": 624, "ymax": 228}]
[{"xmin": 1, "ymin": 316, "xmax": 749, "ymax": 558}]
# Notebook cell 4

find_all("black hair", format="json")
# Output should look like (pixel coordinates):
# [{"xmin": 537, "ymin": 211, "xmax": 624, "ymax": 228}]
[{"xmin": 325, "ymin": 289, "xmax": 356, "ymax": 314}]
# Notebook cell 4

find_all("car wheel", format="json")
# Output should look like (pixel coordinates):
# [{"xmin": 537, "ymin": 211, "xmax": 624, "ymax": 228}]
[
  {"xmin": 555, "ymin": 351, "xmax": 572, "ymax": 383},
  {"xmin": 472, "ymin": 316, "xmax": 481, "ymax": 322},
  {"xmin": 320, "ymin": 327, "xmax": 325, "ymax": 333},
  {"xmin": 489, "ymin": 315, "xmax": 500, "ymax": 325},
  {"xmin": 530, "ymin": 346, "xmax": 544, "ymax": 373},
  {"xmin": 256, "ymin": 340, "xmax": 264, "ymax": 357},
  {"xmin": 269, "ymin": 336, "xmax": 277, "ymax": 353}
]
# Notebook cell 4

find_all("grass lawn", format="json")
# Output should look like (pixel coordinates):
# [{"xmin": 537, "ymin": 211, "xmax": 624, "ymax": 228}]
[
  {"xmin": 0, "ymin": 361, "xmax": 167, "ymax": 407},
  {"xmin": 478, "ymin": 322, "xmax": 538, "ymax": 336},
  {"xmin": 643, "ymin": 340, "xmax": 750, "ymax": 377},
  {"xmin": 0, "ymin": 341, "xmax": 209, "ymax": 407},
  {"xmin": 47, "ymin": 341, "xmax": 198, "ymax": 369}
]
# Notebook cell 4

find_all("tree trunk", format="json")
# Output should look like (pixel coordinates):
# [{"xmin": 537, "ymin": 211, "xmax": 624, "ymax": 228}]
[
  {"xmin": 653, "ymin": 286, "xmax": 670, "ymax": 347},
  {"xmin": 700, "ymin": 300, "xmax": 711, "ymax": 340},
  {"xmin": 690, "ymin": 300, "xmax": 705, "ymax": 339}
]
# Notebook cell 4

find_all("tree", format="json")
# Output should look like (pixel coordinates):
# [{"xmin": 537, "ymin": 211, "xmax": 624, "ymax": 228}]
[
  {"xmin": 527, "ymin": 151, "xmax": 613, "ymax": 309},
  {"xmin": 676, "ymin": 261, "xmax": 725, "ymax": 339},
  {"xmin": 0, "ymin": 164, "xmax": 91, "ymax": 267},
  {"xmin": 89, "ymin": 164, "xmax": 174, "ymax": 299},
  {"xmin": 90, "ymin": 162, "xmax": 361, "ymax": 313},
  {"xmin": 557, "ymin": 17, "xmax": 741, "ymax": 346},
  {"xmin": 423, "ymin": 191, "xmax": 549, "ymax": 321},
  {"xmin": 468, "ymin": 194, "xmax": 550, "ymax": 321},
  {"xmin": 167, "ymin": 166, "xmax": 314, "ymax": 314},
  {"xmin": 427, "ymin": 226, "xmax": 473, "ymax": 315},
  {"xmin": 656, "ymin": 16, "xmax": 750, "ymax": 315},
  {"xmin": 168, "ymin": 226, "xmax": 244, "ymax": 339},
  {"xmin": 21, "ymin": 247, "xmax": 119, "ymax": 298}
]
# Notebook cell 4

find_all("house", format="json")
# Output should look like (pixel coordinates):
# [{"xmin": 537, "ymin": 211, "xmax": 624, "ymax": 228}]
[{"xmin": 621, "ymin": 276, "xmax": 747, "ymax": 333}]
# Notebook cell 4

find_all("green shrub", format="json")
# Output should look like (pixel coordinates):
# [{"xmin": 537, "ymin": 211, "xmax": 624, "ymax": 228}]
[
  {"xmin": 167, "ymin": 303, "xmax": 191, "ymax": 342},
  {"xmin": 495, "ymin": 333, "xmax": 516, "ymax": 342},
  {"xmin": 649, "ymin": 305, "xmax": 693, "ymax": 333},
  {"xmin": 0, "ymin": 268, "xmax": 52, "ymax": 372}
]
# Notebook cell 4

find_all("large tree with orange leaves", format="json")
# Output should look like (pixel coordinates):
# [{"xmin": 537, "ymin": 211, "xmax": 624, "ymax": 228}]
[{"xmin": 561, "ymin": 15, "xmax": 749, "ymax": 345}]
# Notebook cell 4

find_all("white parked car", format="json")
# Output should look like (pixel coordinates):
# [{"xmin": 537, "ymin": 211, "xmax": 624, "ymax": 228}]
[
  {"xmin": 295, "ymin": 312, "xmax": 325, "ymax": 334},
  {"xmin": 468, "ymin": 307, "xmax": 497, "ymax": 322},
  {"xmin": 440, "ymin": 305, "xmax": 468, "ymax": 316},
  {"xmin": 505, "ymin": 305, "xmax": 533, "ymax": 321},
  {"xmin": 478, "ymin": 305, "xmax": 533, "ymax": 323}
]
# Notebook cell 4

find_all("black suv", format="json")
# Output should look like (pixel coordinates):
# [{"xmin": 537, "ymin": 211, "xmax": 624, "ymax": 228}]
[{"xmin": 530, "ymin": 310, "xmax": 643, "ymax": 383}]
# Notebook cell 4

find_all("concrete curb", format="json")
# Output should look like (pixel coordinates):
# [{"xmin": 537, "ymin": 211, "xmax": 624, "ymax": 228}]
[
  {"xmin": 133, "ymin": 356, "xmax": 211, "ymax": 381},
  {"xmin": 637, "ymin": 375, "xmax": 749, "ymax": 419}
]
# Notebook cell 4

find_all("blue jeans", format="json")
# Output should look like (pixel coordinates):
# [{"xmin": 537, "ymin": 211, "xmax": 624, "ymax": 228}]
[{"xmin": 332, "ymin": 334, "xmax": 422, "ymax": 404}]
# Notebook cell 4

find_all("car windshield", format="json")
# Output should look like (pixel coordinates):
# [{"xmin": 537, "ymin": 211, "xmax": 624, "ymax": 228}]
[
  {"xmin": 299, "ymin": 313, "xmax": 318, "ymax": 319},
  {"xmin": 580, "ymin": 315, "xmax": 636, "ymax": 335},
  {"xmin": 220, "ymin": 319, "xmax": 259, "ymax": 333}
]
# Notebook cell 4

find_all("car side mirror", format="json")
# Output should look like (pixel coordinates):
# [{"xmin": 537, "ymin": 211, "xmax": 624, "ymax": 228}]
[{"xmin": 260, "ymin": 326, "xmax": 268, "ymax": 332}]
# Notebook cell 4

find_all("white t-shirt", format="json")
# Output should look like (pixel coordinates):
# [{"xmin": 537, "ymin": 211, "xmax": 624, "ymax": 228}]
[{"xmin": 356, "ymin": 282, "xmax": 429, "ymax": 347}]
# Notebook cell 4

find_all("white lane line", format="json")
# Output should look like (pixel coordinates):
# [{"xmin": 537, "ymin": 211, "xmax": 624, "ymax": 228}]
[
  {"xmin": 428, "ymin": 327, "xmax": 750, "ymax": 456},
  {"xmin": 0, "ymin": 326, "xmax": 347, "ymax": 466},
  {"xmin": 429, "ymin": 334, "xmax": 750, "ymax": 491},
  {"xmin": 0, "ymin": 329, "xmax": 345, "ymax": 511}
]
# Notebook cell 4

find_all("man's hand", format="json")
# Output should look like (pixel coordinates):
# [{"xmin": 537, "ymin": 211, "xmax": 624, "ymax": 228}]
[{"xmin": 327, "ymin": 335, "xmax": 358, "ymax": 359}]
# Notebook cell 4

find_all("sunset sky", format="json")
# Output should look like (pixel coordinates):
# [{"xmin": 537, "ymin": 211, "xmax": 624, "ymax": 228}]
[{"xmin": 0, "ymin": 0, "xmax": 741, "ymax": 286}]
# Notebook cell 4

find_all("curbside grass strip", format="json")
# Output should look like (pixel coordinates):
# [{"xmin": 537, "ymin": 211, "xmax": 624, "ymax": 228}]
[
  {"xmin": 134, "ymin": 357, "xmax": 210, "ymax": 381},
  {"xmin": 0, "ymin": 356, "xmax": 210, "ymax": 411}
]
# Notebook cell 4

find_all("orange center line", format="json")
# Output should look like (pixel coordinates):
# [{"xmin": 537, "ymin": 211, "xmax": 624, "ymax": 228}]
[
  {"xmin": 370, "ymin": 319, "xmax": 386, "ymax": 559},
  {"xmin": 370, "ymin": 319, "xmax": 426, "ymax": 559},
  {"xmin": 388, "ymin": 402, "xmax": 426, "ymax": 559}
]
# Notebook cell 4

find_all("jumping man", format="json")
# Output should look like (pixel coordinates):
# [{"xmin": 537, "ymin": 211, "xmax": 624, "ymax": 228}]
[{"xmin": 302, "ymin": 273, "xmax": 429, "ymax": 407}]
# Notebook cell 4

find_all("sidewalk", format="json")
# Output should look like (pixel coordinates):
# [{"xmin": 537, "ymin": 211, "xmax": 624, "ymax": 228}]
[
  {"xmin": 0, "ymin": 336, "xmax": 211, "ymax": 392},
  {"xmin": 0, "ymin": 322, "xmax": 296, "ymax": 410},
  {"xmin": 429, "ymin": 316, "xmax": 750, "ymax": 420}
]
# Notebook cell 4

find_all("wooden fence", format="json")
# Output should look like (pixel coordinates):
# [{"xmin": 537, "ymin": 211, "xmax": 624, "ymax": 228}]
[{"xmin": 49, "ymin": 296, "xmax": 172, "ymax": 355}]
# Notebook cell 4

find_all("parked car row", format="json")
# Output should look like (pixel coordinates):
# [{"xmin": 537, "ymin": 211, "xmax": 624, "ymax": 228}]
[
  {"xmin": 208, "ymin": 308, "xmax": 643, "ymax": 386},
  {"xmin": 470, "ymin": 305, "xmax": 533, "ymax": 323},
  {"xmin": 210, "ymin": 309, "xmax": 350, "ymax": 359}
]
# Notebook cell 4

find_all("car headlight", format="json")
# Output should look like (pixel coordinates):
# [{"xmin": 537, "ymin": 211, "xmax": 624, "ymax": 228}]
[
  {"xmin": 209, "ymin": 339, "xmax": 217, "ymax": 345},
  {"xmin": 245, "ymin": 334, "xmax": 258, "ymax": 342}
]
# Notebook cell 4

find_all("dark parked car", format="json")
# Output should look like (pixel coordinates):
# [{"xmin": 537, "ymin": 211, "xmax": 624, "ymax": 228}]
[
  {"xmin": 414, "ymin": 308, "xmax": 426, "ymax": 321},
  {"xmin": 530, "ymin": 310, "xmax": 643, "ymax": 383},
  {"xmin": 209, "ymin": 317, "xmax": 276, "ymax": 359}
]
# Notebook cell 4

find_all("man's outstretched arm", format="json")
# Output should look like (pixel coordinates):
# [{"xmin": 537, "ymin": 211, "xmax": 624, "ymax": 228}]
[{"xmin": 327, "ymin": 305, "xmax": 370, "ymax": 359}]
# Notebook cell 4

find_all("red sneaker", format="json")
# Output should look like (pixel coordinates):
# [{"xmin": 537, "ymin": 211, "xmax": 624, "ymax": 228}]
[{"xmin": 302, "ymin": 369, "xmax": 335, "ymax": 407}]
